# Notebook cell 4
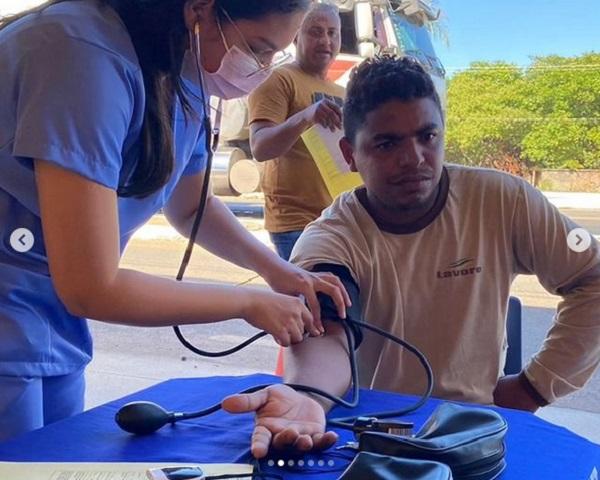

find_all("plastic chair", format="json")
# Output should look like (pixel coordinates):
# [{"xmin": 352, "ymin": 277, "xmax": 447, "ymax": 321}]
[
  {"xmin": 275, "ymin": 296, "xmax": 524, "ymax": 377},
  {"xmin": 504, "ymin": 296, "xmax": 523, "ymax": 375}
]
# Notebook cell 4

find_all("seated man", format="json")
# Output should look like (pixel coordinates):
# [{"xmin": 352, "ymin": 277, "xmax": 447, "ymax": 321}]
[{"xmin": 223, "ymin": 55, "xmax": 600, "ymax": 459}]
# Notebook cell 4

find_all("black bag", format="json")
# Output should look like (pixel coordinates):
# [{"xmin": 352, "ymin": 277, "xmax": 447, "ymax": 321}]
[
  {"xmin": 357, "ymin": 403, "xmax": 507, "ymax": 480},
  {"xmin": 339, "ymin": 452, "xmax": 453, "ymax": 480}
]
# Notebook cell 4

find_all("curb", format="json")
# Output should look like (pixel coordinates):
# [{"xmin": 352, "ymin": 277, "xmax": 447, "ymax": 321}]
[{"xmin": 543, "ymin": 192, "xmax": 600, "ymax": 210}]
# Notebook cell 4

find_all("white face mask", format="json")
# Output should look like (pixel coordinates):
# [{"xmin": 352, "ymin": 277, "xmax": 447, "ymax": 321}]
[
  {"xmin": 193, "ymin": 11, "xmax": 270, "ymax": 100},
  {"xmin": 202, "ymin": 45, "xmax": 270, "ymax": 100}
]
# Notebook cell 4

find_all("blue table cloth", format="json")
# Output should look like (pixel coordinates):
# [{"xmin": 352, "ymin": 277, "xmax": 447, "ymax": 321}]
[{"xmin": 0, "ymin": 374, "xmax": 599, "ymax": 479}]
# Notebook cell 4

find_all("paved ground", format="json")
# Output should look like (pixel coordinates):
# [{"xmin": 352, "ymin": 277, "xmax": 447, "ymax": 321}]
[{"xmin": 85, "ymin": 194, "xmax": 600, "ymax": 444}]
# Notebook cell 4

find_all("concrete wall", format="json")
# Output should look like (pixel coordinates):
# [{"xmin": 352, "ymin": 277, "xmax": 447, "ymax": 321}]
[{"xmin": 532, "ymin": 170, "xmax": 600, "ymax": 193}]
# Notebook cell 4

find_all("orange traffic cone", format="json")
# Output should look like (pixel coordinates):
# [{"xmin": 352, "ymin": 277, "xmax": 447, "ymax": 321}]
[{"xmin": 275, "ymin": 347, "xmax": 284, "ymax": 376}]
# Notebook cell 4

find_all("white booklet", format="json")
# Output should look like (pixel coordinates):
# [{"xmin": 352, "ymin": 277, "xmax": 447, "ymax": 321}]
[{"xmin": 0, "ymin": 462, "xmax": 253, "ymax": 480}]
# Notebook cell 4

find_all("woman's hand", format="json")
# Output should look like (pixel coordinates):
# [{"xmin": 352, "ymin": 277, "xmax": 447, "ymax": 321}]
[
  {"xmin": 262, "ymin": 261, "xmax": 351, "ymax": 333},
  {"xmin": 222, "ymin": 384, "xmax": 338, "ymax": 459},
  {"xmin": 241, "ymin": 288, "xmax": 320, "ymax": 345}
]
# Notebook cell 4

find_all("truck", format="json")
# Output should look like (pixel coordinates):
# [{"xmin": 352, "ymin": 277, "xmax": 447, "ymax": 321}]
[{"xmin": 211, "ymin": 0, "xmax": 446, "ymax": 195}]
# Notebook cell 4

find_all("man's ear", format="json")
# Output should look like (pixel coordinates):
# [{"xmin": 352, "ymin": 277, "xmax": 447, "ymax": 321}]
[{"xmin": 339, "ymin": 137, "xmax": 358, "ymax": 172}]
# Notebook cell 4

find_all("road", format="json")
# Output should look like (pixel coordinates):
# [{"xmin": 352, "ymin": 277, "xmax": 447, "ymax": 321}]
[
  {"xmin": 86, "ymin": 206, "xmax": 600, "ymax": 418},
  {"xmin": 562, "ymin": 208, "xmax": 600, "ymax": 235}
]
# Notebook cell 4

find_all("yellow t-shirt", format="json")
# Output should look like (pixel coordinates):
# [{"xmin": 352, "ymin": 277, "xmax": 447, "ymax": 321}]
[{"xmin": 248, "ymin": 63, "xmax": 345, "ymax": 233}]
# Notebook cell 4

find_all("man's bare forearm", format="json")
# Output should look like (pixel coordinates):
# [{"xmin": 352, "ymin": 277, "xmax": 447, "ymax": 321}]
[
  {"xmin": 250, "ymin": 112, "xmax": 311, "ymax": 161},
  {"xmin": 284, "ymin": 321, "xmax": 352, "ymax": 412}
]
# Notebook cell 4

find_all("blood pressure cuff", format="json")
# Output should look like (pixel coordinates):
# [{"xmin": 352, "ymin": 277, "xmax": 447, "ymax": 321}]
[
  {"xmin": 358, "ymin": 403, "xmax": 508, "ymax": 480},
  {"xmin": 311, "ymin": 263, "xmax": 364, "ymax": 348},
  {"xmin": 338, "ymin": 452, "xmax": 453, "ymax": 479}
]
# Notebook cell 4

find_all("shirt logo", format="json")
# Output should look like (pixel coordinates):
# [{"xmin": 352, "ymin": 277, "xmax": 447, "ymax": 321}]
[{"xmin": 437, "ymin": 258, "xmax": 483, "ymax": 279}]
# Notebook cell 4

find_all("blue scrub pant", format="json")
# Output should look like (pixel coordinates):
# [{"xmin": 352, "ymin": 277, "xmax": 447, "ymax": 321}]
[
  {"xmin": 0, "ymin": 367, "xmax": 85, "ymax": 442},
  {"xmin": 269, "ymin": 230, "xmax": 303, "ymax": 261}
]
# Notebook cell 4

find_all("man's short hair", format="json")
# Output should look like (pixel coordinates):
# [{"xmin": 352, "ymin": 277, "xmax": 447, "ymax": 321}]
[
  {"xmin": 302, "ymin": 1, "xmax": 339, "ymax": 26},
  {"xmin": 343, "ymin": 55, "xmax": 443, "ymax": 143}
]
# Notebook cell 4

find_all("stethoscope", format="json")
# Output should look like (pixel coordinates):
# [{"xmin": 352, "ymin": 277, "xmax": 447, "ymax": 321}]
[{"xmin": 115, "ymin": 21, "xmax": 434, "ymax": 466}]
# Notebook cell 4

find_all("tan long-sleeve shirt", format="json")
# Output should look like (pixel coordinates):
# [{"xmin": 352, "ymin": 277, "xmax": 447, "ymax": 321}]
[{"xmin": 292, "ymin": 165, "xmax": 600, "ymax": 405}]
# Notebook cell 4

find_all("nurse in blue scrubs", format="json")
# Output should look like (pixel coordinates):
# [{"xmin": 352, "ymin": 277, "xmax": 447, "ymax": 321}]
[{"xmin": 0, "ymin": 0, "xmax": 350, "ymax": 441}]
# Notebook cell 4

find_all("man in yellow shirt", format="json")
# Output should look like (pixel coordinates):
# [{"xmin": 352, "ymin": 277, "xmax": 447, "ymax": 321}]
[
  {"xmin": 224, "ymin": 56, "xmax": 600, "ymax": 459},
  {"xmin": 249, "ymin": 2, "xmax": 345, "ymax": 259}
]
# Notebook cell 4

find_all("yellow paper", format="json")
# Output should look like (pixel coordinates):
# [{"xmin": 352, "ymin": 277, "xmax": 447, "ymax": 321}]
[
  {"xmin": 0, "ymin": 462, "xmax": 253, "ymax": 480},
  {"xmin": 301, "ymin": 124, "xmax": 363, "ymax": 198}
]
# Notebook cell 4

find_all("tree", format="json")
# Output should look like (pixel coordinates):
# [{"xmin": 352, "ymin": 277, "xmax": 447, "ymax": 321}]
[
  {"xmin": 520, "ymin": 54, "xmax": 600, "ymax": 169},
  {"xmin": 445, "ymin": 53, "xmax": 600, "ymax": 172},
  {"xmin": 445, "ymin": 62, "xmax": 530, "ymax": 174}
]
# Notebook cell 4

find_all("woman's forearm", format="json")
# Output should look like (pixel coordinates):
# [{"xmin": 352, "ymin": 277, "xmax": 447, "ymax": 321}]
[
  {"xmin": 181, "ymin": 195, "xmax": 284, "ymax": 278},
  {"xmin": 71, "ymin": 268, "xmax": 251, "ymax": 326}
]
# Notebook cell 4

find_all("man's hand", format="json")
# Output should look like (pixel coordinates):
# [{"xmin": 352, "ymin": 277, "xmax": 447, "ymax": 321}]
[
  {"xmin": 263, "ymin": 260, "xmax": 351, "ymax": 333},
  {"xmin": 222, "ymin": 385, "xmax": 339, "ymax": 459},
  {"xmin": 302, "ymin": 99, "xmax": 343, "ymax": 132},
  {"xmin": 493, "ymin": 374, "xmax": 541, "ymax": 412}
]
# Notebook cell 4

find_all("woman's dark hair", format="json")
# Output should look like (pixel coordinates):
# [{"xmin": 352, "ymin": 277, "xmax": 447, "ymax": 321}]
[
  {"xmin": 343, "ymin": 54, "xmax": 443, "ymax": 144},
  {"xmin": 1, "ymin": 0, "xmax": 310, "ymax": 198},
  {"xmin": 219, "ymin": 0, "xmax": 311, "ymax": 19}
]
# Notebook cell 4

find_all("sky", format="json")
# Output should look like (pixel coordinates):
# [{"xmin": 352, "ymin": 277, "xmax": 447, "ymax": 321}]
[
  {"xmin": 2, "ymin": 0, "xmax": 598, "ymax": 74},
  {"xmin": 0, "ymin": 0, "xmax": 45, "ymax": 16},
  {"xmin": 432, "ymin": 0, "xmax": 600, "ymax": 74}
]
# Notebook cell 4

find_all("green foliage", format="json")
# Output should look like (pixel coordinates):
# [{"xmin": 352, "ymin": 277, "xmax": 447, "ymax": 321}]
[{"xmin": 445, "ymin": 53, "xmax": 600, "ymax": 171}]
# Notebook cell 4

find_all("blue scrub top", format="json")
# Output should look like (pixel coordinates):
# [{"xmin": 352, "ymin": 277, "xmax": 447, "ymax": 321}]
[{"xmin": 0, "ymin": 1, "xmax": 208, "ymax": 376}]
